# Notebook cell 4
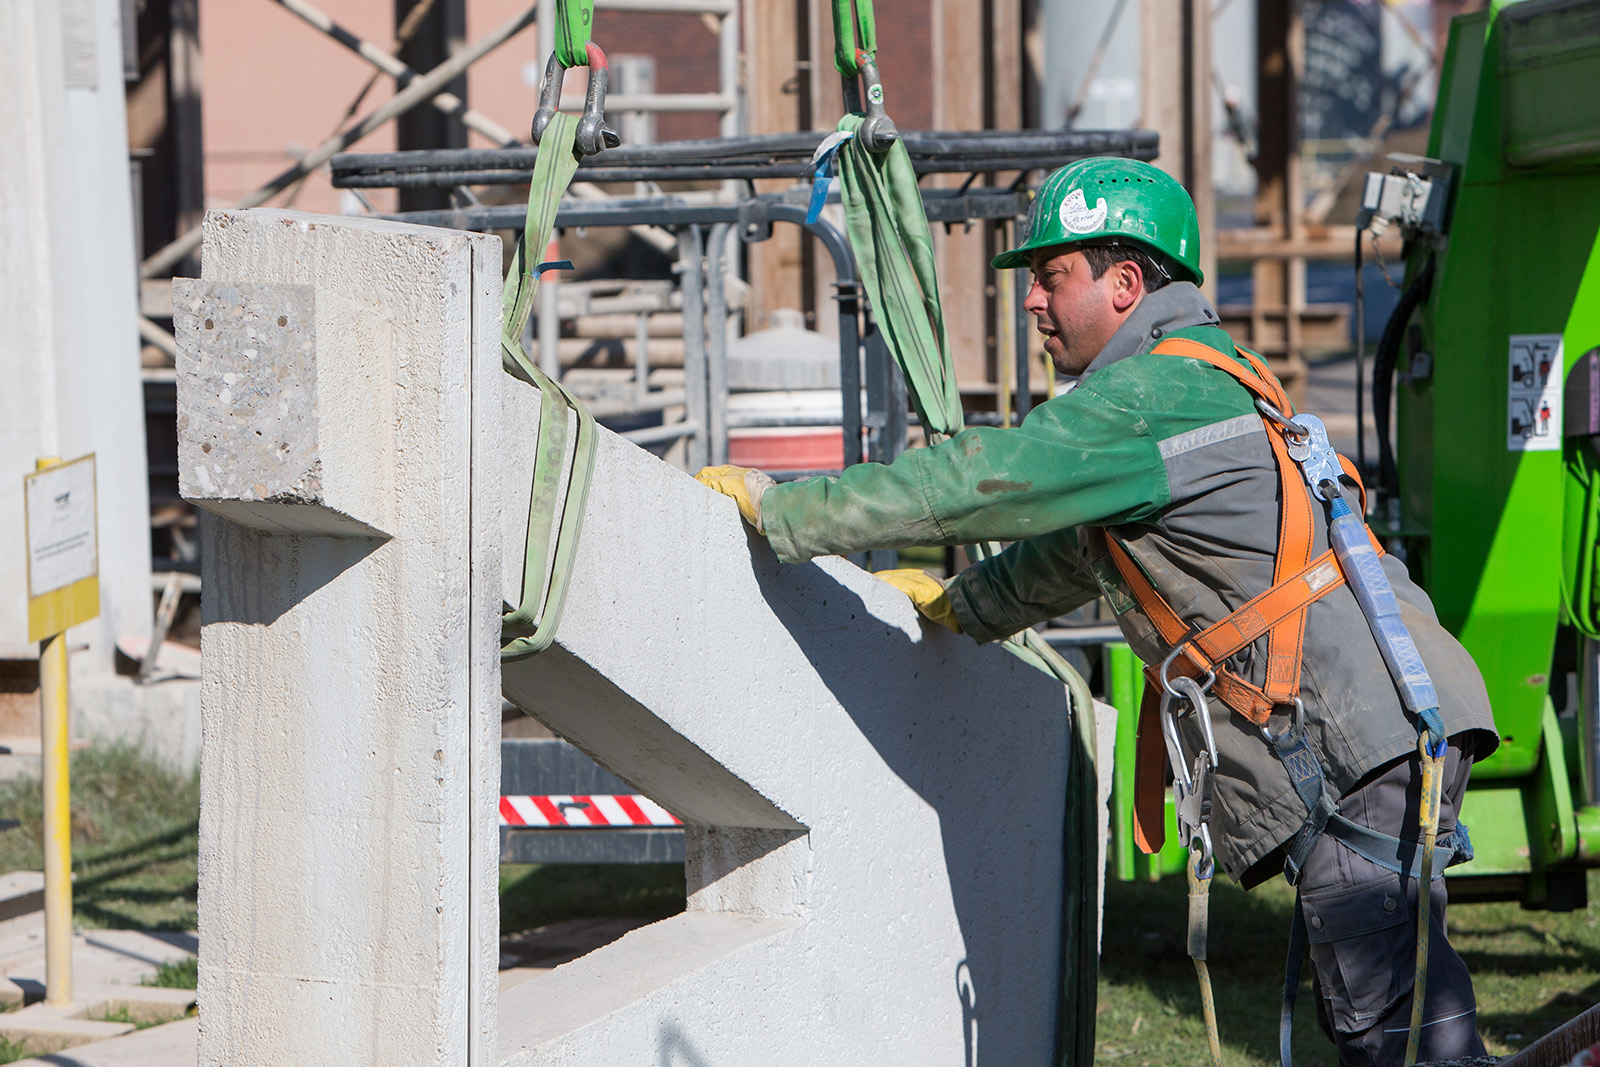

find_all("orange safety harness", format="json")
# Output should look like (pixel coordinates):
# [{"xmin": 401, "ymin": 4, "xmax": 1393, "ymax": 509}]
[
  {"xmin": 1102, "ymin": 335, "xmax": 1464, "ymax": 1067},
  {"xmin": 1110, "ymin": 336, "xmax": 1380, "ymax": 854}
]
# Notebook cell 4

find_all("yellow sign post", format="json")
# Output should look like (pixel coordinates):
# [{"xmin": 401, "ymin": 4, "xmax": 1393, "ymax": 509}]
[{"xmin": 23, "ymin": 454, "xmax": 99, "ymax": 1009}]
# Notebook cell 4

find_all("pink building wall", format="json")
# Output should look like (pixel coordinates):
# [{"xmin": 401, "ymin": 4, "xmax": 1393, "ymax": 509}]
[{"xmin": 197, "ymin": 1, "xmax": 733, "ymax": 218}]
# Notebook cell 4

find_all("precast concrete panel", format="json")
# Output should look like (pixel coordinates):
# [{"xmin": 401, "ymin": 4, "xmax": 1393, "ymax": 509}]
[
  {"xmin": 498, "ymin": 408, "xmax": 1073, "ymax": 1065},
  {"xmin": 177, "ymin": 210, "xmax": 502, "ymax": 1067},
  {"xmin": 179, "ymin": 206, "xmax": 1074, "ymax": 1066}
]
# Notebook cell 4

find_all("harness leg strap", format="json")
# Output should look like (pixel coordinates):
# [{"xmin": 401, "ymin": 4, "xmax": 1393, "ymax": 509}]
[{"xmin": 1281, "ymin": 889, "xmax": 1310, "ymax": 1067}]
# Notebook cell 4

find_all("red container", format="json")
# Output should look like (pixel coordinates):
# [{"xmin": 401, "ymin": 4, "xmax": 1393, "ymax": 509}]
[{"xmin": 727, "ymin": 427, "xmax": 845, "ymax": 470}]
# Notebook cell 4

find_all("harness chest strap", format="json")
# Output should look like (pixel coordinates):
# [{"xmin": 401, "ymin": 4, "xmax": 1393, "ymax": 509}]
[{"xmin": 1120, "ymin": 337, "xmax": 1382, "ymax": 853}]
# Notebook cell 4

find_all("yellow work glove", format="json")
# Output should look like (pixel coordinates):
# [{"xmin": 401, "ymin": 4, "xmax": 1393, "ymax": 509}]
[
  {"xmin": 694, "ymin": 465, "xmax": 777, "ymax": 532},
  {"xmin": 875, "ymin": 568, "xmax": 963, "ymax": 633}
]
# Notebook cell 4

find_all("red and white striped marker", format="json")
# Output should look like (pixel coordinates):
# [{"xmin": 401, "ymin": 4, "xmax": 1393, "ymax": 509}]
[{"xmin": 498, "ymin": 795, "xmax": 681, "ymax": 829}]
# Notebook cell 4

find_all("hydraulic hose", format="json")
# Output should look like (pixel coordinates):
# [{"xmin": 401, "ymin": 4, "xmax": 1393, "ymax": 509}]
[
  {"xmin": 1372, "ymin": 257, "xmax": 1435, "ymax": 511},
  {"xmin": 1355, "ymin": 229, "xmax": 1366, "ymax": 473}
]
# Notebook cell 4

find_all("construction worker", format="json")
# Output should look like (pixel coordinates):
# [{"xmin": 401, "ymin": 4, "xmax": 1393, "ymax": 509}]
[{"xmin": 697, "ymin": 157, "xmax": 1498, "ymax": 1066}]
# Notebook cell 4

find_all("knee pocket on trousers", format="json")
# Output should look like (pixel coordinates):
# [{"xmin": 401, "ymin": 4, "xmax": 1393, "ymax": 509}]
[{"xmin": 1301, "ymin": 881, "xmax": 1415, "ymax": 1031}]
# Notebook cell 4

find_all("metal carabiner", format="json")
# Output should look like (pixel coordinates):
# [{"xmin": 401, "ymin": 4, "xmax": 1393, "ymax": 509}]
[
  {"xmin": 1254, "ymin": 397, "xmax": 1309, "ymax": 443},
  {"xmin": 1160, "ymin": 676, "xmax": 1218, "ymax": 871},
  {"xmin": 853, "ymin": 52, "xmax": 899, "ymax": 153},
  {"xmin": 530, "ymin": 41, "xmax": 621, "ymax": 157}
]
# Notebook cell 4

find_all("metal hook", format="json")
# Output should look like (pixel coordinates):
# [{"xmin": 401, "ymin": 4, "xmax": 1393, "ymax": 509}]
[
  {"xmin": 530, "ymin": 42, "xmax": 621, "ymax": 157},
  {"xmin": 1160, "ymin": 678, "xmax": 1218, "ymax": 869}
]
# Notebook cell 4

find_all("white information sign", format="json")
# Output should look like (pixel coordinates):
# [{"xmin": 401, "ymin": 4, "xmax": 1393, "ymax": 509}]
[
  {"xmin": 1507, "ymin": 334, "xmax": 1564, "ymax": 452},
  {"xmin": 24, "ymin": 456, "xmax": 98, "ymax": 597}
]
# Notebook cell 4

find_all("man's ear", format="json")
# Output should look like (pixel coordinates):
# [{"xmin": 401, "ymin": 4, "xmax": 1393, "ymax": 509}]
[{"xmin": 1110, "ymin": 259, "xmax": 1144, "ymax": 314}]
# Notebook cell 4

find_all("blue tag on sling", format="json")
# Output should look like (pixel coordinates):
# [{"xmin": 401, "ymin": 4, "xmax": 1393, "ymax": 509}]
[{"xmin": 806, "ymin": 130, "xmax": 855, "ymax": 225}]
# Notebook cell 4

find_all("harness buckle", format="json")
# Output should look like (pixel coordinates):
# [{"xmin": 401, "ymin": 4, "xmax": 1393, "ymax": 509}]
[
  {"xmin": 530, "ymin": 42, "xmax": 621, "ymax": 157},
  {"xmin": 1259, "ymin": 697, "xmax": 1307, "ymax": 746}
]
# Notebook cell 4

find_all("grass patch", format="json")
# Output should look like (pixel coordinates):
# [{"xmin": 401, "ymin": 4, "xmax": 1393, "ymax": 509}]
[
  {"xmin": 144, "ymin": 954, "xmax": 198, "ymax": 990},
  {"xmin": 0, "ymin": 1036, "xmax": 34, "ymax": 1065},
  {"xmin": 0, "ymin": 741, "xmax": 198, "ymax": 931},
  {"xmin": 1094, "ymin": 868, "xmax": 1600, "ymax": 1064},
  {"xmin": 89, "ymin": 1004, "xmax": 176, "ymax": 1030},
  {"xmin": 498, "ymin": 863, "xmax": 686, "ymax": 936}
]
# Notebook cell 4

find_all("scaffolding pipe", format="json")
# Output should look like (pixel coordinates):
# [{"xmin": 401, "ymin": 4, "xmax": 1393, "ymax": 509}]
[
  {"xmin": 679, "ymin": 226, "xmax": 708, "ymax": 470},
  {"xmin": 623, "ymin": 420, "xmax": 701, "ymax": 447},
  {"xmin": 718, "ymin": 0, "xmax": 740, "ymax": 140},
  {"xmin": 706, "ymin": 222, "xmax": 731, "ymax": 465},
  {"xmin": 277, "ymin": 0, "xmax": 678, "ymax": 251}
]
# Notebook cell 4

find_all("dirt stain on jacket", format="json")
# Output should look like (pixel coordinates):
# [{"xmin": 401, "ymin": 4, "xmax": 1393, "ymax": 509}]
[{"xmin": 976, "ymin": 478, "xmax": 1032, "ymax": 495}]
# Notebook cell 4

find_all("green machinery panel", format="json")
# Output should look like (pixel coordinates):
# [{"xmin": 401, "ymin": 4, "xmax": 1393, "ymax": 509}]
[{"xmin": 1370, "ymin": 0, "xmax": 1600, "ymax": 893}]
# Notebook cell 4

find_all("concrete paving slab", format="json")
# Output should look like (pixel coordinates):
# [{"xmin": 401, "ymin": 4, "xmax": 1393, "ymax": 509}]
[
  {"xmin": 75, "ymin": 986, "xmax": 195, "ymax": 1025},
  {"xmin": 0, "ymin": 872, "xmax": 43, "ymax": 923},
  {"xmin": 4, "ymin": 1015, "xmax": 197, "ymax": 1067},
  {"xmin": 0, "ymin": 1006, "xmax": 134, "ymax": 1055},
  {"xmin": 0, "ymin": 910, "xmax": 194, "ymax": 1012}
]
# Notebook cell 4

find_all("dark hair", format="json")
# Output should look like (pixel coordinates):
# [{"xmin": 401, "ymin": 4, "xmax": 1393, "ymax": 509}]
[{"xmin": 1078, "ymin": 243, "xmax": 1176, "ymax": 292}]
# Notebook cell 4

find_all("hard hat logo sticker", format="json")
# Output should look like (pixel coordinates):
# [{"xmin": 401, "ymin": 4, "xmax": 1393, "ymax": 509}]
[{"xmin": 1060, "ymin": 188, "xmax": 1109, "ymax": 234}]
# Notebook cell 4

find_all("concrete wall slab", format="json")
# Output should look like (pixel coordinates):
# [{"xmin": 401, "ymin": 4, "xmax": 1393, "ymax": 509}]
[
  {"xmin": 499, "ymin": 414, "xmax": 1074, "ymax": 1065},
  {"xmin": 178, "ymin": 209, "xmax": 502, "ymax": 1067}
]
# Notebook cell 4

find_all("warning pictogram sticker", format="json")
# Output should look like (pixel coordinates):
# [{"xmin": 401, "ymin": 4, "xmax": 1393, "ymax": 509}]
[{"xmin": 1507, "ymin": 334, "xmax": 1563, "ymax": 452}]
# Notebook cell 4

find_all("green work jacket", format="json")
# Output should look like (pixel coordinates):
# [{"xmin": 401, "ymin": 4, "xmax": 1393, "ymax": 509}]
[{"xmin": 760, "ymin": 282, "xmax": 1498, "ymax": 883}]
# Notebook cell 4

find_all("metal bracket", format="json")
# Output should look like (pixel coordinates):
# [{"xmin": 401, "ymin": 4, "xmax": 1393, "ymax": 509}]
[{"xmin": 738, "ymin": 200, "xmax": 773, "ymax": 244}]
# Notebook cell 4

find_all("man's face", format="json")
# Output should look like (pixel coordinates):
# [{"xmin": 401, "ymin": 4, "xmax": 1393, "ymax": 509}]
[{"xmin": 1022, "ymin": 248, "xmax": 1133, "ymax": 376}]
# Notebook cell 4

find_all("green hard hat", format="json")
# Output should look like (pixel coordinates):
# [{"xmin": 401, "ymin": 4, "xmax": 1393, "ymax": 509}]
[{"xmin": 993, "ymin": 157, "xmax": 1203, "ymax": 285}]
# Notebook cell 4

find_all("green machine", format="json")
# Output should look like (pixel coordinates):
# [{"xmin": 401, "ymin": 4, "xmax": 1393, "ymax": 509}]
[
  {"xmin": 1387, "ymin": 0, "xmax": 1600, "ymax": 906},
  {"xmin": 1107, "ymin": 0, "xmax": 1600, "ymax": 907}
]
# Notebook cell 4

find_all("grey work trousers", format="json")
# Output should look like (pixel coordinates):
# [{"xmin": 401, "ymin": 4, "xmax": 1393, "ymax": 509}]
[{"xmin": 1296, "ymin": 741, "xmax": 1484, "ymax": 1066}]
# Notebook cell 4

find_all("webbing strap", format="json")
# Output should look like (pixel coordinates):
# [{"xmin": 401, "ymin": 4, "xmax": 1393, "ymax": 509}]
[
  {"xmin": 1281, "ymin": 891, "xmax": 1310, "ymax": 1067},
  {"xmin": 500, "ymin": 112, "xmax": 598, "ymax": 661},
  {"xmin": 822, "ymin": 12, "xmax": 1093, "ymax": 1058},
  {"xmin": 833, "ymin": 113, "xmax": 964, "ymax": 438},
  {"xmin": 1108, "ymin": 540, "xmax": 1354, "ymax": 723},
  {"xmin": 1267, "ymin": 724, "xmax": 1340, "ymax": 885},
  {"xmin": 1325, "ymin": 813, "xmax": 1470, "ymax": 881},
  {"xmin": 829, "ymin": 0, "xmax": 877, "ymax": 75},
  {"xmin": 1406, "ymin": 740, "xmax": 1446, "ymax": 1067},
  {"xmin": 552, "ymin": 0, "xmax": 594, "ymax": 68},
  {"xmin": 1152, "ymin": 337, "xmax": 1315, "ymax": 707},
  {"xmin": 1188, "ymin": 852, "xmax": 1225, "ymax": 1067}
]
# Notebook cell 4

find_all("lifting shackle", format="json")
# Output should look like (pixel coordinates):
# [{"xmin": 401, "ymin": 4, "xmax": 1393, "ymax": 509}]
[
  {"xmin": 530, "ymin": 41, "xmax": 621, "ymax": 157},
  {"xmin": 847, "ymin": 51, "xmax": 899, "ymax": 153}
]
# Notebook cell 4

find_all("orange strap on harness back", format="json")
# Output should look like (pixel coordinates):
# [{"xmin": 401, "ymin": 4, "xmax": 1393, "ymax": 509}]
[{"xmin": 1117, "ymin": 337, "xmax": 1378, "ymax": 853}]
